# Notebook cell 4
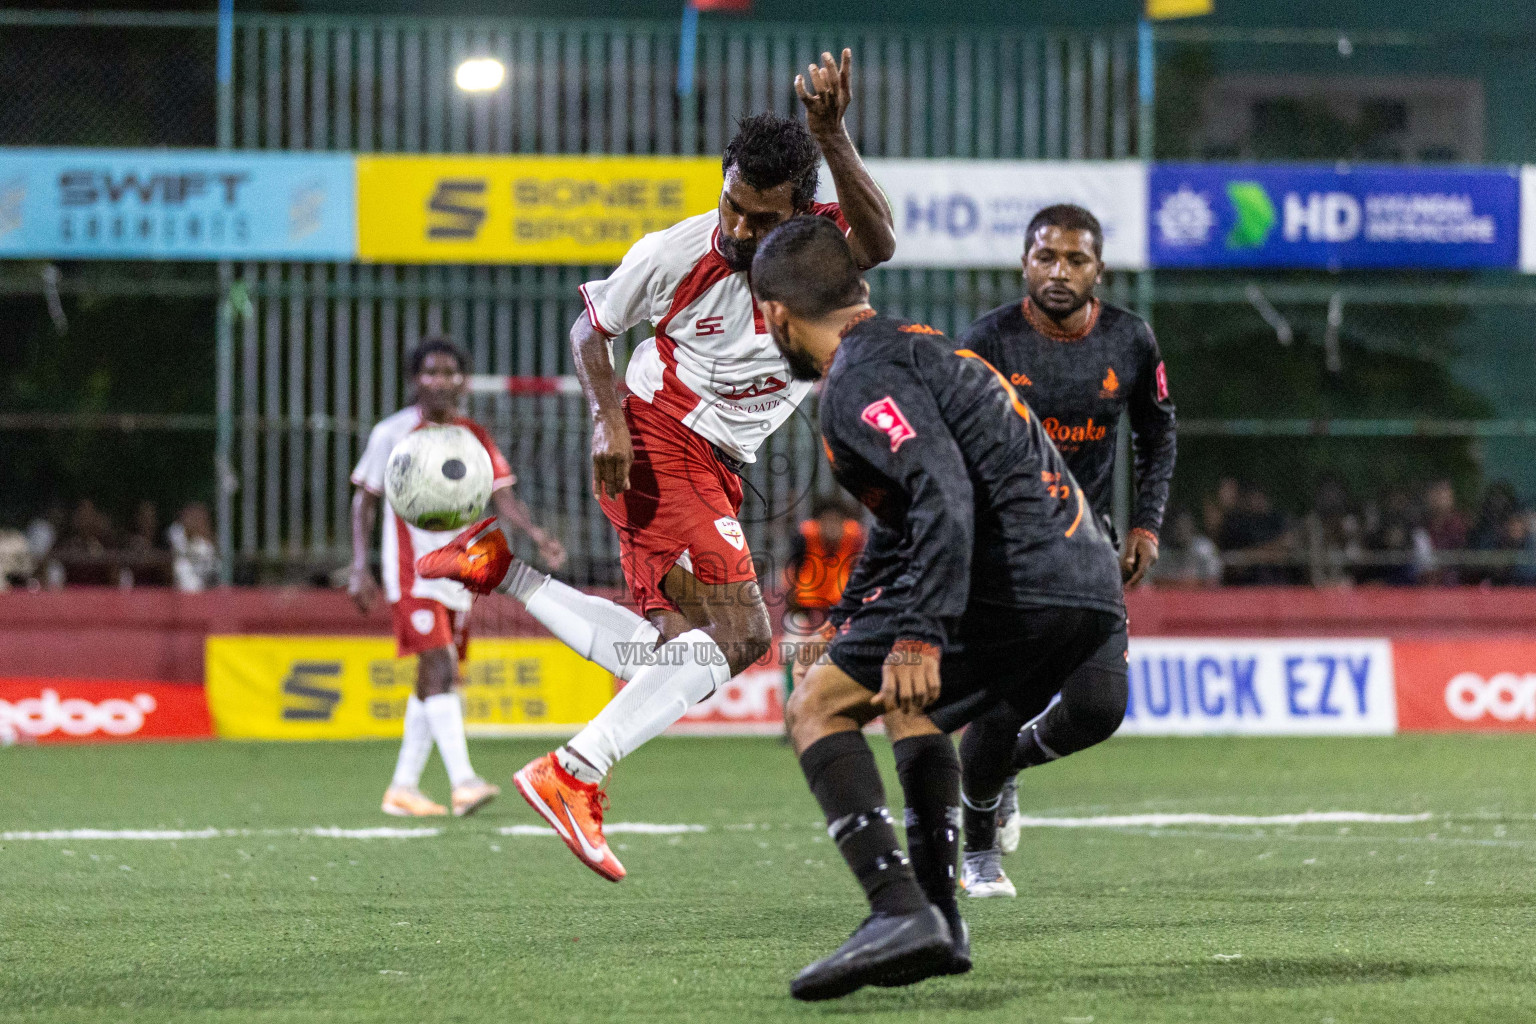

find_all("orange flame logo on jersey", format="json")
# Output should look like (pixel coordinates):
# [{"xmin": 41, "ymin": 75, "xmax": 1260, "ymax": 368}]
[{"xmin": 1099, "ymin": 366, "xmax": 1120, "ymax": 398}]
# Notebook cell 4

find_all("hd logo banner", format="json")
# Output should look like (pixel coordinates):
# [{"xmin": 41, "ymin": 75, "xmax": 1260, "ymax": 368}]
[
  {"xmin": 205, "ymin": 636, "xmax": 616, "ymax": 740},
  {"xmin": 1149, "ymin": 163, "xmax": 1520, "ymax": 269},
  {"xmin": 1117, "ymin": 638, "xmax": 1398, "ymax": 736},
  {"xmin": 355, "ymin": 155, "xmax": 722, "ymax": 264},
  {"xmin": 0, "ymin": 149, "xmax": 355, "ymax": 260}
]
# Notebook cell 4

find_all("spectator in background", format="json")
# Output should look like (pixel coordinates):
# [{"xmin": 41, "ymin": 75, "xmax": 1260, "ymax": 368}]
[
  {"xmin": 1152, "ymin": 508, "xmax": 1222, "ymax": 587},
  {"xmin": 168, "ymin": 502, "xmax": 218, "ymax": 592},
  {"xmin": 24, "ymin": 504, "xmax": 65, "ymax": 589},
  {"xmin": 1304, "ymin": 473, "xmax": 1362, "ymax": 587},
  {"xmin": 1468, "ymin": 481, "xmax": 1519, "ymax": 585},
  {"xmin": 122, "ymin": 500, "xmax": 171, "ymax": 588},
  {"xmin": 1422, "ymin": 479, "xmax": 1469, "ymax": 585},
  {"xmin": 0, "ymin": 529, "xmax": 33, "ymax": 590},
  {"xmin": 1360, "ymin": 485, "xmax": 1431, "ymax": 586},
  {"xmin": 56, "ymin": 499, "xmax": 117, "ymax": 585},
  {"xmin": 1219, "ymin": 483, "xmax": 1294, "ymax": 585},
  {"xmin": 1203, "ymin": 476, "xmax": 1240, "ymax": 546}
]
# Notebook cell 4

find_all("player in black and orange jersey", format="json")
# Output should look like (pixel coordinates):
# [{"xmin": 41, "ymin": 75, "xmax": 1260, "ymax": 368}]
[
  {"xmin": 781, "ymin": 496, "xmax": 866, "ymax": 712},
  {"xmin": 954, "ymin": 204, "xmax": 1177, "ymax": 894},
  {"xmin": 750, "ymin": 215, "xmax": 1126, "ymax": 999}
]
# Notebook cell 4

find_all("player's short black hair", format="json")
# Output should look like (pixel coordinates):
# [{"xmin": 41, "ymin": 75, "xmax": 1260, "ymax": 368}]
[
  {"xmin": 722, "ymin": 112, "xmax": 820, "ymax": 210},
  {"xmin": 408, "ymin": 335, "xmax": 470, "ymax": 377},
  {"xmin": 751, "ymin": 216, "xmax": 865, "ymax": 319},
  {"xmin": 1025, "ymin": 203, "xmax": 1104, "ymax": 259}
]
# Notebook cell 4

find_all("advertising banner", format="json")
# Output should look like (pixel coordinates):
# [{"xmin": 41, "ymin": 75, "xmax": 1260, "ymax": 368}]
[
  {"xmin": 1393, "ymin": 639, "xmax": 1536, "ymax": 732},
  {"xmin": 1117, "ymin": 638, "xmax": 1397, "ymax": 736},
  {"xmin": 828, "ymin": 159, "xmax": 1149, "ymax": 270},
  {"xmin": 205, "ymin": 636, "xmax": 615, "ymax": 740},
  {"xmin": 1149, "ymin": 163, "xmax": 1520, "ymax": 270},
  {"xmin": 0, "ymin": 678, "xmax": 213, "ymax": 744},
  {"xmin": 1520, "ymin": 166, "xmax": 1536, "ymax": 273},
  {"xmin": 0, "ymin": 149, "xmax": 355, "ymax": 260},
  {"xmin": 355, "ymin": 155, "xmax": 722, "ymax": 264}
]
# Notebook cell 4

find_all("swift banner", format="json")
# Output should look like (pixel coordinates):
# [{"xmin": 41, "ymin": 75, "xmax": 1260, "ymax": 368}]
[
  {"xmin": 355, "ymin": 155, "xmax": 722, "ymax": 264},
  {"xmin": 1150, "ymin": 163, "xmax": 1521, "ymax": 269},
  {"xmin": 0, "ymin": 149, "xmax": 355, "ymax": 260},
  {"xmin": 205, "ymin": 636, "xmax": 615, "ymax": 740},
  {"xmin": 820, "ymin": 159, "xmax": 1148, "ymax": 269},
  {"xmin": 1118, "ymin": 638, "xmax": 1398, "ymax": 736}
]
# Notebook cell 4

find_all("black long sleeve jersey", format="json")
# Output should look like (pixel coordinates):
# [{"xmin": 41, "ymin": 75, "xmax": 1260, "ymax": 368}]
[
  {"xmin": 958, "ymin": 299, "xmax": 1176, "ymax": 539},
  {"xmin": 821, "ymin": 312, "xmax": 1125, "ymax": 652}
]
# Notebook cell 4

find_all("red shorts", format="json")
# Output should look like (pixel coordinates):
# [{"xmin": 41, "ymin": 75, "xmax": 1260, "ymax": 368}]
[
  {"xmin": 598, "ymin": 396, "xmax": 756, "ymax": 617},
  {"xmin": 392, "ymin": 597, "xmax": 470, "ymax": 662}
]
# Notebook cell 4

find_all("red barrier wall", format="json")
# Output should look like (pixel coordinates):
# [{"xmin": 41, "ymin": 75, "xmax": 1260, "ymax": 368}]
[{"xmin": 3, "ymin": 586, "xmax": 1536, "ymax": 683}]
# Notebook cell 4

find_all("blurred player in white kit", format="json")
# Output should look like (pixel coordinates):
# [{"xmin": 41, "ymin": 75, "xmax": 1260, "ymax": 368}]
[{"xmin": 349, "ymin": 337, "xmax": 566, "ymax": 817}]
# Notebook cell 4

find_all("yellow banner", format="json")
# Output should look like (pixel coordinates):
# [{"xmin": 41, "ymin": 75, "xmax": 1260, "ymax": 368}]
[
  {"xmin": 1146, "ymin": 0, "xmax": 1213, "ymax": 18},
  {"xmin": 205, "ymin": 636, "xmax": 615, "ymax": 740},
  {"xmin": 354, "ymin": 155, "xmax": 723, "ymax": 264}
]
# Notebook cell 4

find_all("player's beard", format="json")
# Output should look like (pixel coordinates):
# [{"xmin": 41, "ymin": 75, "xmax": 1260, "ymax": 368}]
[
  {"xmin": 769, "ymin": 319, "xmax": 823, "ymax": 382},
  {"xmin": 717, "ymin": 234, "xmax": 757, "ymax": 272},
  {"xmin": 1029, "ymin": 282, "xmax": 1092, "ymax": 320}
]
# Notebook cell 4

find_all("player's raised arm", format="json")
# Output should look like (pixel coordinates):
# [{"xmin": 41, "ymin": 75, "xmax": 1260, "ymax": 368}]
[{"xmin": 797, "ymin": 49, "xmax": 895, "ymax": 269}]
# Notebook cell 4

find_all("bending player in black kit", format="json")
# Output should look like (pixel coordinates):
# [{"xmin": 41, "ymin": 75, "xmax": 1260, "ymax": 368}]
[
  {"xmin": 751, "ymin": 215, "xmax": 1127, "ymax": 1000},
  {"xmin": 952, "ymin": 204, "xmax": 1177, "ymax": 895}
]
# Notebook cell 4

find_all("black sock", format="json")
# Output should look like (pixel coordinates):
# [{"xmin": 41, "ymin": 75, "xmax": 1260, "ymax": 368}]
[
  {"xmin": 959, "ymin": 710, "xmax": 1019, "ymax": 853},
  {"xmin": 892, "ymin": 733, "xmax": 961, "ymax": 915},
  {"xmin": 800, "ymin": 731, "xmax": 929, "ymax": 917},
  {"xmin": 1014, "ymin": 663, "xmax": 1130, "ymax": 770}
]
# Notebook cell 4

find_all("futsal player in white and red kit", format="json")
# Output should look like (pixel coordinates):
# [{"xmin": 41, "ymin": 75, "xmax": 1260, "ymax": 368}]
[
  {"xmin": 349, "ymin": 337, "xmax": 565, "ymax": 817},
  {"xmin": 421, "ymin": 50, "xmax": 895, "ymax": 879}
]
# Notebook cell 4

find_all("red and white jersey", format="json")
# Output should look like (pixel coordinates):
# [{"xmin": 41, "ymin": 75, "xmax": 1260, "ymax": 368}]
[
  {"xmin": 579, "ymin": 203, "xmax": 849, "ymax": 463},
  {"xmin": 351, "ymin": 406, "xmax": 515, "ymax": 612}
]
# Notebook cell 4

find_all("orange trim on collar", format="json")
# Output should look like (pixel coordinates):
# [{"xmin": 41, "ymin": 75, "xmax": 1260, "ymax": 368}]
[
  {"xmin": 1022, "ymin": 297, "xmax": 1100, "ymax": 342},
  {"xmin": 839, "ymin": 307, "xmax": 878, "ymax": 338}
]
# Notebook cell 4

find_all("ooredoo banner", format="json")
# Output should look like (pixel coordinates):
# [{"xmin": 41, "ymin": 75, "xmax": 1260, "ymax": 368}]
[
  {"xmin": 1118, "ymin": 638, "xmax": 1397, "ymax": 736},
  {"xmin": 0, "ymin": 679, "xmax": 213, "ymax": 744},
  {"xmin": 205, "ymin": 636, "xmax": 616, "ymax": 739},
  {"xmin": 1392, "ymin": 639, "xmax": 1536, "ymax": 732}
]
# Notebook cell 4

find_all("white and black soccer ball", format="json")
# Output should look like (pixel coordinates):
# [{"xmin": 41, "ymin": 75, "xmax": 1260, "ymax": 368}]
[{"xmin": 384, "ymin": 425, "xmax": 493, "ymax": 532}]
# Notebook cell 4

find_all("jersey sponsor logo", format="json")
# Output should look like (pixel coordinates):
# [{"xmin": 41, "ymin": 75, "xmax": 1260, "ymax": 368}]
[
  {"xmin": 1010, "ymin": 372, "xmax": 1033, "ymax": 386},
  {"xmin": 714, "ymin": 516, "xmax": 746, "ymax": 551},
  {"xmin": 694, "ymin": 315, "xmax": 725, "ymax": 337},
  {"xmin": 716, "ymin": 375, "xmax": 788, "ymax": 401},
  {"xmin": 1042, "ymin": 417, "xmax": 1109, "ymax": 445},
  {"xmin": 410, "ymin": 608, "xmax": 437, "ymax": 635},
  {"xmin": 1156, "ymin": 361, "xmax": 1170, "ymax": 401},
  {"xmin": 1100, "ymin": 366, "xmax": 1120, "ymax": 398},
  {"xmin": 860, "ymin": 396, "xmax": 917, "ymax": 452}
]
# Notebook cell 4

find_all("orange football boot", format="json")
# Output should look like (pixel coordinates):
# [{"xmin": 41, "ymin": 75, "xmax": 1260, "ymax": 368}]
[
  {"xmin": 513, "ymin": 753, "xmax": 626, "ymax": 882},
  {"xmin": 417, "ymin": 517, "xmax": 511, "ymax": 595}
]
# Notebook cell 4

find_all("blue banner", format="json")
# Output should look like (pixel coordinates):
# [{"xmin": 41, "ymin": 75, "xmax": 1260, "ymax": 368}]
[
  {"xmin": 1149, "ymin": 163, "xmax": 1520, "ymax": 270},
  {"xmin": 0, "ymin": 149, "xmax": 355, "ymax": 260}
]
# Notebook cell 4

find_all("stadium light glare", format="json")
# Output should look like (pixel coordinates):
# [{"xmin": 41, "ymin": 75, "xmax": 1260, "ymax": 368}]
[{"xmin": 455, "ymin": 58, "xmax": 505, "ymax": 93}]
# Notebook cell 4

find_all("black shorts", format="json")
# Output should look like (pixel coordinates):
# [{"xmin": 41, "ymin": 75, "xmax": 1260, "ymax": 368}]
[{"xmin": 828, "ymin": 599, "xmax": 1122, "ymax": 732}]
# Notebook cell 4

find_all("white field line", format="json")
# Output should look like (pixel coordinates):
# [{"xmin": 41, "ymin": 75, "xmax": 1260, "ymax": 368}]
[{"xmin": 1015, "ymin": 812, "xmax": 1434, "ymax": 829}]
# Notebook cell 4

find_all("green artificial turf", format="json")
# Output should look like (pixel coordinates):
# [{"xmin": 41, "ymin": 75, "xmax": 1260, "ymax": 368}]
[{"xmin": 3, "ymin": 735, "xmax": 1535, "ymax": 1023}]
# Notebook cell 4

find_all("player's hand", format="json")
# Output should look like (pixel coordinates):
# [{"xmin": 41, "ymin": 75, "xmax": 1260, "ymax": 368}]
[
  {"xmin": 534, "ymin": 530, "xmax": 568, "ymax": 571},
  {"xmin": 1121, "ymin": 528, "xmax": 1160, "ymax": 587},
  {"xmin": 874, "ymin": 639, "xmax": 941, "ymax": 715},
  {"xmin": 796, "ymin": 48, "xmax": 852, "ymax": 138},
  {"xmin": 591, "ymin": 410, "xmax": 634, "ymax": 499},
  {"xmin": 348, "ymin": 564, "xmax": 381, "ymax": 613}
]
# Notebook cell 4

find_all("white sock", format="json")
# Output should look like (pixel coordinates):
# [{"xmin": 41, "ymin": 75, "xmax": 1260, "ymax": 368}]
[
  {"xmin": 422, "ymin": 692, "xmax": 476, "ymax": 788},
  {"xmin": 559, "ymin": 629, "xmax": 731, "ymax": 782},
  {"xmin": 390, "ymin": 695, "xmax": 434, "ymax": 789},
  {"xmin": 522, "ymin": 577, "xmax": 661, "ymax": 681}
]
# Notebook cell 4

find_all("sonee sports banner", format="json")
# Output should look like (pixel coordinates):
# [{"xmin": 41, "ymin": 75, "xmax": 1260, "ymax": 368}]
[{"xmin": 205, "ymin": 636, "xmax": 617, "ymax": 740}]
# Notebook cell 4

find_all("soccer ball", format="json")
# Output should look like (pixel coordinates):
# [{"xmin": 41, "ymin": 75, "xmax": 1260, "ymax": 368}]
[{"xmin": 384, "ymin": 425, "xmax": 493, "ymax": 532}]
